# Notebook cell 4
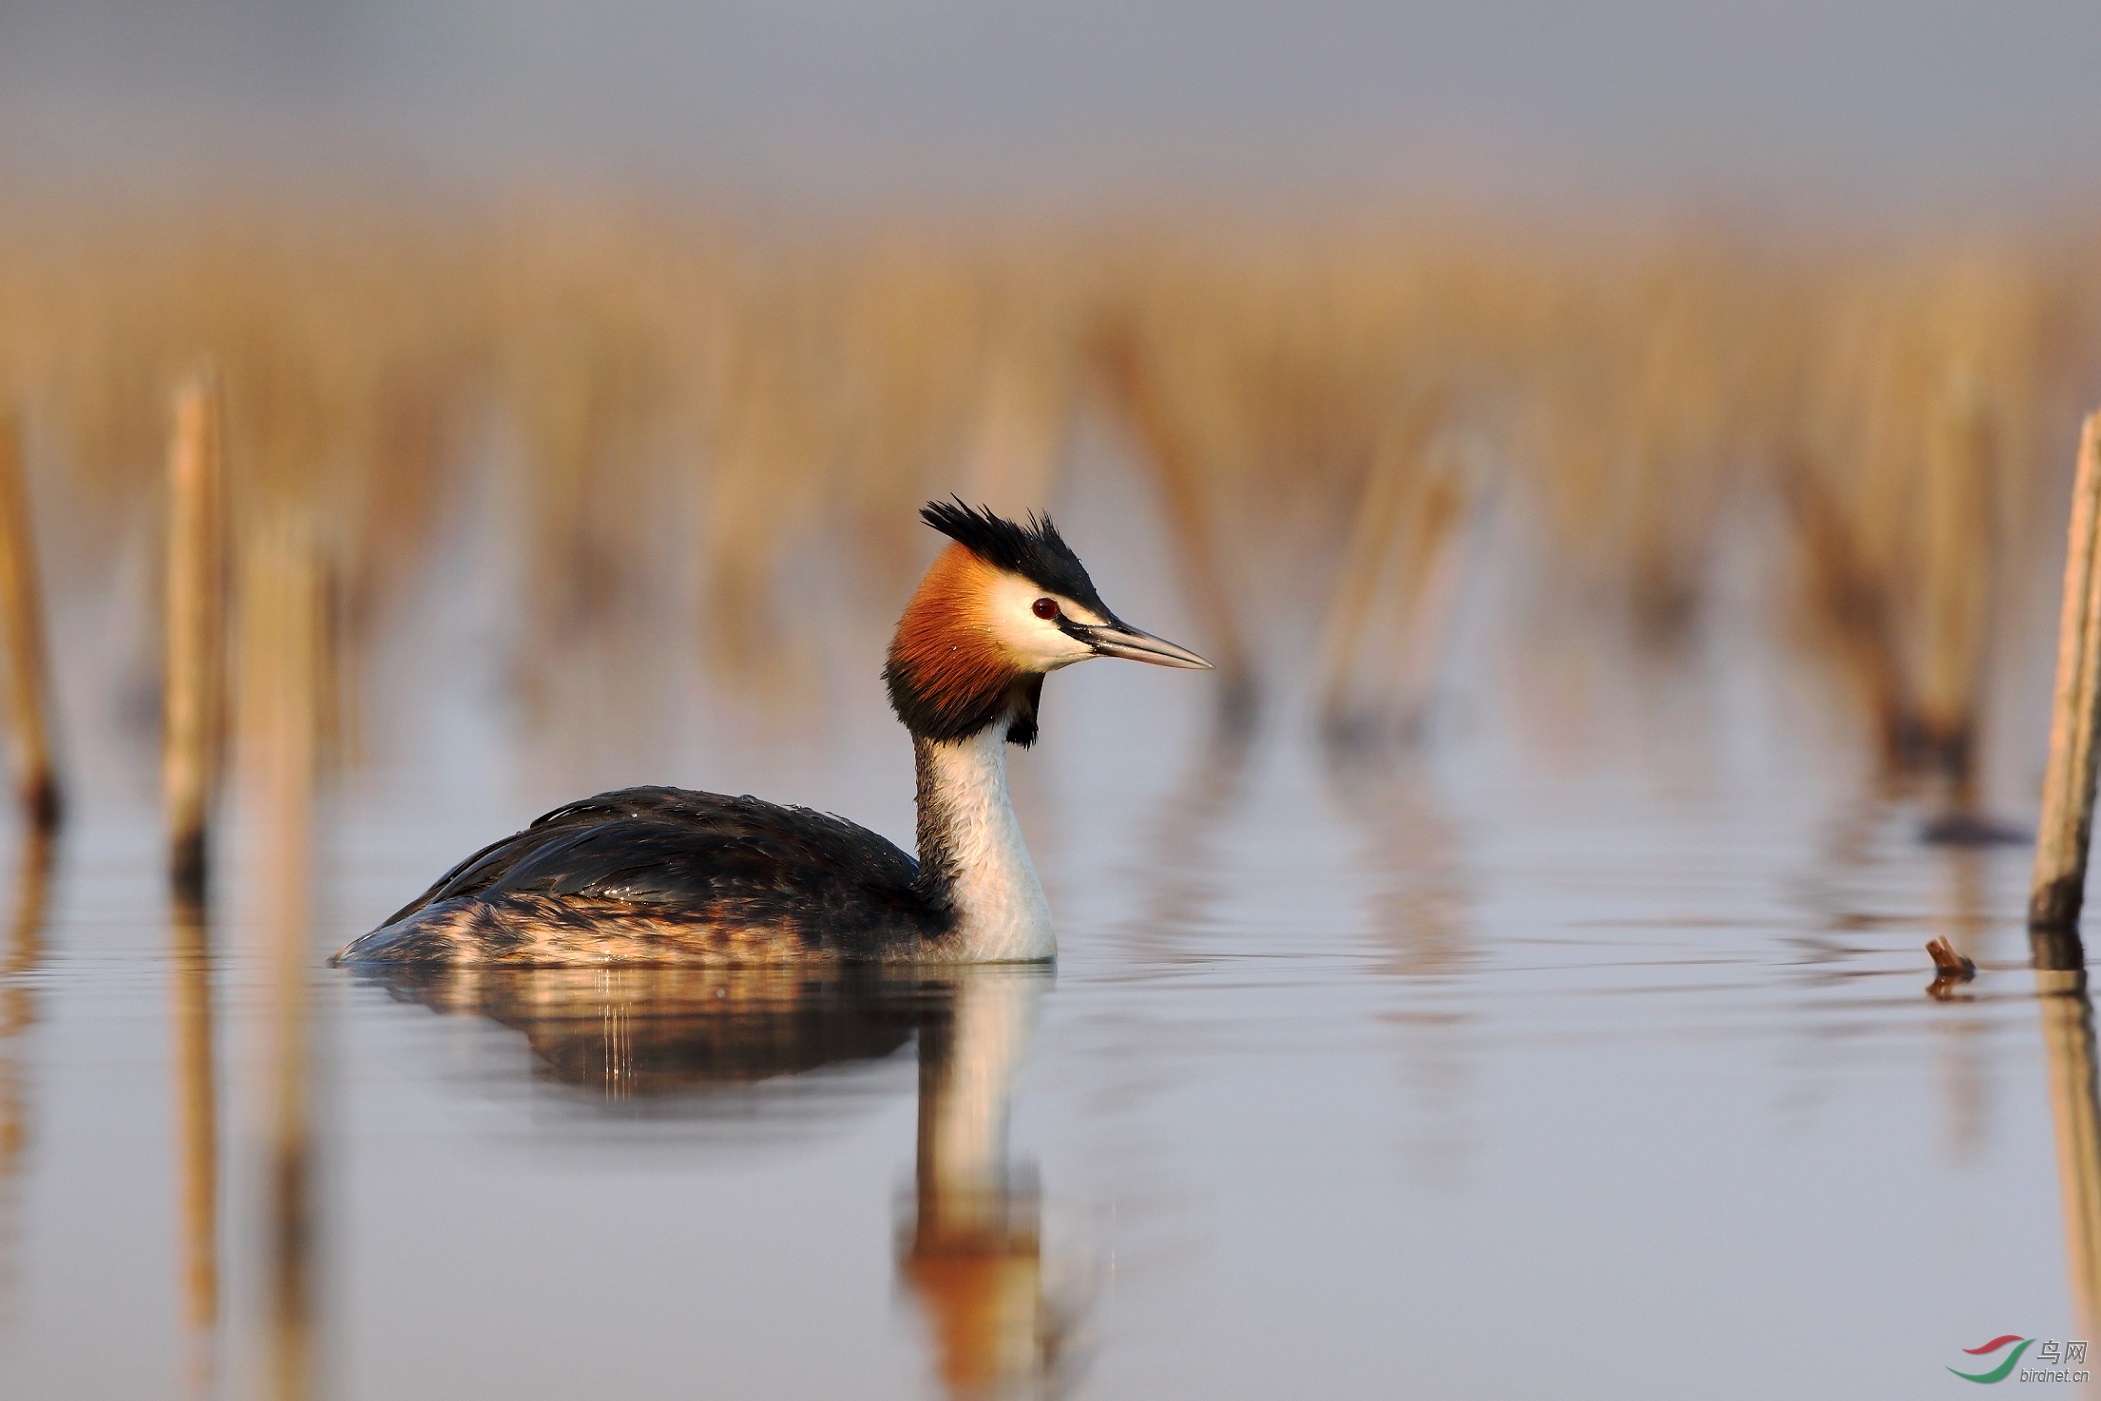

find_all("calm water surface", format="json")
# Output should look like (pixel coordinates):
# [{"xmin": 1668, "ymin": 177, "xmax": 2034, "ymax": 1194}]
[{"xmin": 0, "ymin": 554, "xmax": 2090, "ymax": 1401}]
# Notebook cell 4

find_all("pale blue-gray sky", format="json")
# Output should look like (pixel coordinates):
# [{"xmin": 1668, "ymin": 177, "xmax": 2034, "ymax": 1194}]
[{"xmin": 1, "ymin": 0, "xmax": 2097, "ymax": 206}]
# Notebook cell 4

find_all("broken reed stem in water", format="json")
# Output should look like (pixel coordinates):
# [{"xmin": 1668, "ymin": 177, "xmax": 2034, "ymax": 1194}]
[
  {"xmin": 245, "ymin": 507, "xmax": 323, "ymax": 1401},
  {"xmin": 2032, "ymin": 414, "xmax": 2101, "ymax": 929},
  {"xmin": 166, "ymin": 373, "xmax": 228, "ymax": 896},
  {"xmin": 0, "ymin": 415, "xmax": 60, "ymax": 829}
]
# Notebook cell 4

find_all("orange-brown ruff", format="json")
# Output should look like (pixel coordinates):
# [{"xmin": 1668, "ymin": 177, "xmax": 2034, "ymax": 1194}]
[
  {"xmin": 333, "ymin": 500, "xmax": 1209, "ymax": 968},
  {"xmin": 888, "ymin": 544, "xmax": 1041, "ymax": 738}
]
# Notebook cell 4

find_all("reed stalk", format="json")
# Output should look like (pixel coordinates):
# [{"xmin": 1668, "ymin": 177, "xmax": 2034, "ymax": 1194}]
[
  {"xmin": 0, "ymin": 200, "xmax": 2093, "ymax": 794},
  {"xmin": 2030, "ymin": 414, "xmax": 2101, "ymax": 929},
  {"xmin": 0, "ymin": 414, "xmax": 60, "ymax": 829},
  {"xmin": 166, "ymin": 372, "xmax": 227, "ymax": 895},
  {"xmin": 959, "ymin": 344, "xmax": 1069, "ymax": 516},
  {"xmin": 1316, "ymin": 396, "xmax": 1466, "ymax": 746},
  {"xmin": 1092, "ymin": 320, "xmax": 1255, "ymax": 728},
  {"xmin": 1917, "ymin": 385, "xmax": 1999, "ymax": 792}
]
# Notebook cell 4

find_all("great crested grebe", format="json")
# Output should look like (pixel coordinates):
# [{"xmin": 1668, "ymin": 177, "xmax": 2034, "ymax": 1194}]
[{"xmin": 333, "ymin": 501, "xmax": 1209, "ymax": 967}]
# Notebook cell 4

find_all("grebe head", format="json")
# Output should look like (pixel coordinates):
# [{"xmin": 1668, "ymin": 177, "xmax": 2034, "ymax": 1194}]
[{"xmin": 885, "ymin": 499, "xmax": 1210, "ymax": 744}]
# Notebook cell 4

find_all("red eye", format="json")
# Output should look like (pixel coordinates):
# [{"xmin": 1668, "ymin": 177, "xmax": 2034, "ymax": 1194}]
[{"xmin": 1032, "ymin": 598, "xmax": 1059, "ymax": 620}]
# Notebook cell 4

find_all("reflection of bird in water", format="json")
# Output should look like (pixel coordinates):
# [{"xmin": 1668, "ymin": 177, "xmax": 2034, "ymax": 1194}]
[
  {"xmin": 336, "ymin": 503, "xmax": 1207, "ymax": 968},
  {"xmin": 369, "ymin": 963, "xmax": 932, "ymax": 1098},
  {"xmin": 354, "ymin": 961, "xmax": 1071, "ymax": 1398},
  {"xmin": 899, "ymin": 971, "xmax": 1072, "ymax": 1400}
]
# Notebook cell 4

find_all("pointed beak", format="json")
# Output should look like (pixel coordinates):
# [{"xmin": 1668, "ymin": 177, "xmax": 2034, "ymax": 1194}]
[{"xmin": 1076, "ymin": 621, "xmax": 1213, "ymax": 670}]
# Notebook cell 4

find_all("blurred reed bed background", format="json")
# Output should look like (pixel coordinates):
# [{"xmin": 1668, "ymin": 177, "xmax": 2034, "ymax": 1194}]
[{"xmin": 0, "ymin": 195, "xmax": 2095, "ymax": 817}]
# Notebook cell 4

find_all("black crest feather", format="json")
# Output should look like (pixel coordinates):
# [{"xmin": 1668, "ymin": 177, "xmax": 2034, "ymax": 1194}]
[{"xmin": 920, "ymin": 498, "xmax": 1111, "ymax": 617}]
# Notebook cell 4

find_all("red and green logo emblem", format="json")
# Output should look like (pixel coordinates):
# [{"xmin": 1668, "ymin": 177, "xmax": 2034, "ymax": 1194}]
[{"xmin": 1949, "ymin": 1336, "xmax": 2032, "ymax": 1384}]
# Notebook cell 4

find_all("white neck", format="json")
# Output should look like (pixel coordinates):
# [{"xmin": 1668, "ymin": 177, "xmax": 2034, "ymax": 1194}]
[{"xmin": 915, "ymin": 725, "xmax": 1055, "ymax": 962}]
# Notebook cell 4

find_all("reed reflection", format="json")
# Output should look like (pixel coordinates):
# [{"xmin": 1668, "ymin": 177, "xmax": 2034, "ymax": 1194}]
[
  {"xmin": 1320, "ymin": 746, "xmax": 1472, "ymax": 981},
  {"xmin": 1321, "ymin": 743, "xmax": 1479, "ymax": 1188},
  {"xmin": 2030, "ymin": 926, "xmax": 2101, "ymax": 1352},
  {"xmin": 1117, "ymin": 728, "xmax": 1255, "ymax": 972},
  {"xmin": 168, "ymin": 893, "xmax": 218, "ymax": 1395},
  {"xmin": 353, "ymin": 962, "xmax": 1069, "ymax": 1398},
  {"xmin": 241, "ymin": 507, "xmax": 328, "ymax": 1401},
  {"xmin": 0, "ymin": 828, "xmax": 53, "ymax": 1323}
]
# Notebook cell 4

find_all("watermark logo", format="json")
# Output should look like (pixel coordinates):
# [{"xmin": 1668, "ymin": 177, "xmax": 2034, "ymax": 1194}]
[
  {"xmin": 1949, "ymin": 1337, "xmax": 2032, "ymax": 1384},
  {"xmin": 1948, "ymin": 1336, "xmax": 2089, "ymax": 1385}
]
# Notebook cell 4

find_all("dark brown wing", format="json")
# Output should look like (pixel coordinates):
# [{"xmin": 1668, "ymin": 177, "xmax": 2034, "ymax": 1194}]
[{"xmin": 376, "ymin": 786, "xmax": 927, "ymax": 935}]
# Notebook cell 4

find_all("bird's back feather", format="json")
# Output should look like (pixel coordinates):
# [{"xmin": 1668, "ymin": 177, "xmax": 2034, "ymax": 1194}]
[{"xmin": 336, "ymin": 786, "xmax": 940, "ymax": 967}]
